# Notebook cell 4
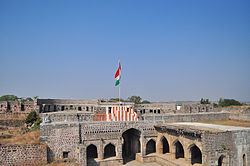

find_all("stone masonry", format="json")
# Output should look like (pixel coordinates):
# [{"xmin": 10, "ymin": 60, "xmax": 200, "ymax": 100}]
[{"xmin": 0, "ymin": 144, "xmax": 47, "ymax": 166}]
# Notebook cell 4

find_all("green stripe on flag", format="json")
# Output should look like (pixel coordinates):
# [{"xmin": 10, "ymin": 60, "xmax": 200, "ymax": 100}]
[{"xmin": 115, "ymin": 79, "xmax": 120, "ymax": 86}]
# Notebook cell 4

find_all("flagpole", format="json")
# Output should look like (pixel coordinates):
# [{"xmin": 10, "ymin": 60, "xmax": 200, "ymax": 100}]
[
  {"xmin": 119, "ymin": 84, "xmax": 120, "ymax": 105},
  {"xmin": 119, "ymin": 59, "xmax": 121, "ymax": 105}
]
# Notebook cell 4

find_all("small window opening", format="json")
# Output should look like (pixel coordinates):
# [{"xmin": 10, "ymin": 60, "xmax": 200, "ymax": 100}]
[
  {"xmin": 7, "ymin": 103, "xmax": 10, "ymax": 110},
  {"xmin": 63, "ymin": 152, "xmax": 69, "ymax": 158}
]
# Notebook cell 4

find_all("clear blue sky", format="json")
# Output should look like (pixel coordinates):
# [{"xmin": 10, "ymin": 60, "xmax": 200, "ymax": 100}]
[{"xmin": 0, "ymin": 0, "xmax": 250, "ymax": 102}]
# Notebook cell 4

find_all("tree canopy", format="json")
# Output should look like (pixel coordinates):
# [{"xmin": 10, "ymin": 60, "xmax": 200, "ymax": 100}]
[
  {"xmin": 141, "ymin": 100, "xmax": 150, "ymax": 104},
  {"xmin": 218, "ymin": 98, "xmax": 242, "ymax": 107},
  {"xmin": 127, "ymin": 96, "xmax": 142, "ymax": 104},
  {"xmin": 107, "ymin": 96, "xmax": 150, "ymax": 104},
  {"xmin": 0, "ymin": 95, "xmax": 35, "ymax": 102},
  {"xmin": 200, "ymin": 98, "xmax": 210, "ymax": 104},
  {"xmin": 0, "ymin": 95, "xmax": 18, "ymax": 101},
  {"xmin": 25, "ymin": 111, "xmax": 38, "ymax": 124}
]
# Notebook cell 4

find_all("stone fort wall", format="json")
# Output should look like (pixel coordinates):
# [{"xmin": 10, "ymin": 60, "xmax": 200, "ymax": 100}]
[
  {"xmin": 135, "ymin": 103, "xmax": 176, "ymax": 114},
  {"xmin": 142, "ymin": 112, "xmax": 230, "ymax": 123},
  {"xmin": 0, "ymin": 144, "xmax": 47, "ymax": 166},
  {"xmin": 0, "ymin": 101, "xmax": 35, "ymax": 113},
  {"xmin": 224, "ymin": 108, "xmax": 250, "ymax": 122},
  {"xmin": 36, "ymin": 99, "xmax": 217, "ymax": 116},
  {"xmin": 41, "ymin": 122, "xmax": 80, "ymax": 162},
  {"xmin": 40, "ymin": 121, "xmax": 156, "ymax": 164},
  {"xmin": 155, "ymin": 124, "xmax": 250, "ymax": 166}
]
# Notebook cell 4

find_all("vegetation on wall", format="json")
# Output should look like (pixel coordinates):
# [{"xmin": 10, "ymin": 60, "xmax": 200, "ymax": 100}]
[
  {"xmin": 217, "ymin": 98, "xmax": 242, "ymax": 107},
  {"xmin": 109, "ymin": 98, "xmax": 125, "ymax": 102},
  {"xmin": 105, "ymin": 96, "xmax": 150, "ymax": 104},
  {"xmin": 0, "ymin": 95, "xmax": 34, "ymax": 102},
  {"xmin": 25, "ymin": 111, "xmax": 42, "ymax": 130},
  {"xmin": 126, "ymin": 96, "xmax": 150, "ymax": 104},
  {"xmin": 200, "ymin": 98, "xmax": 211, "ymax": 104}
]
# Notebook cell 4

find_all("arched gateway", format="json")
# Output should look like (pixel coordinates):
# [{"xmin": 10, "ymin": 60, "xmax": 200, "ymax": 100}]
[{"xmin": 122, "ymin": 128, "xmax": 141, "ymax": 164}]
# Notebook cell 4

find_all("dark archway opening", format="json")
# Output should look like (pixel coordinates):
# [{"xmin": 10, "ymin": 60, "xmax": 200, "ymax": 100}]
[
  {"xmin": 190, "ymin": 145, "xmax": 202, "ymax": 165},
  {"xmin": 122, "ymin": 128, "xmax": 141, "ymax": 164},
  {"xmin": 78, "ymin": 107, "xmax": 82, "ymax": 111},
  {"xmin": 7, "ymin": 102, "xmax": 10, "ymax": 111},
  {"xmin": 175, "ymin": 141, "xmax": 184, "ymax": 159},
  {"xmin": 162, "ymin": 137, "xmax": 169, "ymax": 154},
  {"xmin": 21, "ymin": 103, "xmax": 25, "ymax": 111},
  {"xmin": 87, "ymin": 144, "xmax": 98, "ymax": 159},
  {"xmin": 87, "ymin": 144, "xmax": 98, "ymax": 166},
  {"xmin": 104, "ymin": 143, "xmax": 116, "ymax": 159},
  {"xmin": 218, "ymin": 155, "xmax": 225, "ymax": 166},
  {"xmin": 146, "ymin": 139, "xmax": 156, "ymax": 155}
]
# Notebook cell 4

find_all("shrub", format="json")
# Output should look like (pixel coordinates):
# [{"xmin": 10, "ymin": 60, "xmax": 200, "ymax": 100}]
[
  {"xmin": 34, "ymin": 118, "xmax": 42, "ymax": 126},
  {"xmin": 221, "ymin": 144, "xmax": 226, "ymax": 150},
  {"xmin": 218, "ymin": 98, "xmax": 242, "ymax": 107},
  {"xmin": 200, "ymin": 98, "xmax": 210, "ymax": 104},
  {"xmin": 25, "ymin": 111, "xmax": 37, "ymax": 125}
]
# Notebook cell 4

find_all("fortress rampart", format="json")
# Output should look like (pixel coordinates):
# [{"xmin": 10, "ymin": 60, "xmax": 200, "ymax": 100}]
[{"xmin": 0, "ymin": 144, "xmax": 47, "ymax": 166}]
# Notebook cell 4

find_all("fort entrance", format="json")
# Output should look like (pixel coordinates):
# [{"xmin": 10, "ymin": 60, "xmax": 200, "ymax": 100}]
[{"xmin": 122, "ymin": 128, "xmax": 141, "ymax": 164}]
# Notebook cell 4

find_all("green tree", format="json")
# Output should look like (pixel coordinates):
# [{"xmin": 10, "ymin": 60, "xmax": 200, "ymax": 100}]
[
  {"xmin": 25, "ymin": 111, "xmax": 38, "ymax": 125},
  {"xmin": 141, "ymin": 100, "xmax": 150, "ymax": 104},
  {"xmin": 0, "ymin": 95, "xmax": 18, "ymax": 101},
  {"xmin": 127, "ymin": 96, "xmax": 142, "ymax": 104},
  {"xmin": 33, "ymin": 96, "xmax": 39, "ymax": 99},
  {"xmin": 200, "ymin": 98, "xmax": 210, "ymax": 104},
  {"xmin": 26, "ymin": 97, "xmax": 33, "ymax": 101},
  {"xmin": 218, "ymin": 98, "xmax": 242, "ymax": 107}
]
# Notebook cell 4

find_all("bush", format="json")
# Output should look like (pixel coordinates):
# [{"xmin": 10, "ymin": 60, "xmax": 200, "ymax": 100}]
[
  {"xmin": 25, "ymin": 111, "xmax": 37, "ymax": 125},
  {"xmin": 31, "ymin": 125, "xmax": 40, "ymax": 131},
  {"xmin": 218, "ymin": 98, "xmax": 242, "ymax": 107},
  {"xmin": 34, "ymin": 118, "xmax": 42, "ymax": 126},
  {"xmin": 200, "ymin": 98, "xmax": 210, "ymax": 104},
  {"xmin": 141, "ymin": 100, "xmax": 150, "ymax": 104}
]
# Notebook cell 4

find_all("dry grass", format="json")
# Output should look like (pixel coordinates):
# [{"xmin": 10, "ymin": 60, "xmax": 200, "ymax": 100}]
[
  {"xmin": 199, "ymin": 120, "xmax": 250, "ymax": 127},
  {"xmin": 226, "ymin": 105, "xmax": 250, "ymax": 109},
  {"xmin": 0, "ymin": 113, "xmax": 27, "ymax": 120},
  {"xmin": 0, "ymin": 129, "xmax": 41, "ymax": 145}
]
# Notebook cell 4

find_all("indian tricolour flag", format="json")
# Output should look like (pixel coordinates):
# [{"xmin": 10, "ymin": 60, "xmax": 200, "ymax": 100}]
[{"xmin": 114, "ymin": 60, "xmax": 121, "ymax": 86}]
